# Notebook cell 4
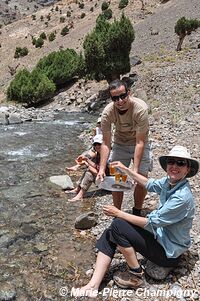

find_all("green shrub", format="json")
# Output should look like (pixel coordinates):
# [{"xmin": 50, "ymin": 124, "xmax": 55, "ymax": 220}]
[
  {"xmin": 102, "ymin": 8, "xmax": 112, "ymax": 20},
  {"xmin": 60, "ymin": 16, "xmax": 65, "ymax": 23},
  {"xmin": 83, "ymin": 13, "xmax": 134, "ymax": 81},
  {"xmin": 48, "ymin": 32, "xmax": 56, "ymax": 42},
  {"xmin": 14, "ymin": 47, "xmax": 28, "ymax": 58},
  {"xmin": 40, "ymin": 32, "xmax": 47, "ymax": 40},
  {"xmin": 80, "ymin": 12, "xmax": 86, "ymax": 19},
  {"xmin": 36, "ymin": 49, "xmax": 85, "ymax": 86},
  {"xmin": 46, "ymin": 14, "xmax": 51, "ymax": 21},
  {"xmin": 7, "ymin": 69, "xmax": 56, "ymax": 105},
  {"xmin": 119, "ymin": 0, "xmax": 129, "ymax": 9},
  {"xmin": 78, "ymin": 2, "xmax": 84, "ymax": 9},
  {"xmin": 35, "ymin": 37, "xmax": 44, "ymax": 48},
  {"xmin": 101, "ymin": 1, "xmax": 109, "ymax": 11},
  {"xmin": 67, "ymin": 11, "xmax": 71, "ymax": 17},
  {"xmin": 61, "ymin": 26, "xmax": 69, "ymax": 36}
]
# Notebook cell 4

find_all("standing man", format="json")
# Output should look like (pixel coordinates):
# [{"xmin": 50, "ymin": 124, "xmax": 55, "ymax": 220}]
[{"xmin": 97, "ymin": 79, "xmax": 151, "ymax": 214}]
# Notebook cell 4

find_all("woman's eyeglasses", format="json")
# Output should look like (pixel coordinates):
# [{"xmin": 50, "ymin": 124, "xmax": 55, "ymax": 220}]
[
  {"xmin": 110, "ymin": 92, "xmax": 128, "ymax": 102},
  {"xmin": 167, "ymin": 158, "xmax": 188, "ymax": 167}
]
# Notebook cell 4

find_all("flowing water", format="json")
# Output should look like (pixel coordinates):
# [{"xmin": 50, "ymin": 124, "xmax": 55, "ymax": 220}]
[{"xmin": 0, "ymin": 112, "xmax": 98, "ymax": 299}]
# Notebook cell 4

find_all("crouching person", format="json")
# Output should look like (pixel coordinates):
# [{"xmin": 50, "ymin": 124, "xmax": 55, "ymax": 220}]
[
  {"xmin": 72, "ymin": 145, "xmax": 199, "ymax": 297},
  {"xmin": 67, "ymin": 135, "xmax": 107, "ymax": 202}
]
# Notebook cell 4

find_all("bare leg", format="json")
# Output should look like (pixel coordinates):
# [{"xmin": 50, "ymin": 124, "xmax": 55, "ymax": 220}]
[
  {"xmin": 68, "ymin": 188, "xmax": 85, "ymax": 202},
  {"xmin": 134, "ymin": 183, "xmax": 147, "ymax": 209},
  {"xmin": 72, "ymin": 252, "xmax": 111, "ymax": 298},
  {"xmin": 117, "ymin": 246, "xmax": 140, "ymax": 269},
  {"xmin": 112, "ymin": 191, "xmax": 124, "ymax": 209}
]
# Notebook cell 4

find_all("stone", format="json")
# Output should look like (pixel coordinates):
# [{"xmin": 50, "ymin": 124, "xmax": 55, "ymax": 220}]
[
  {"xmin": 0, "ymin": 234, "xmax": 14, "ymax": 248},
  {"xmin": 134, "ymin": 89, "xmax": 148, "ymax": 102},
  {"xmin": 145, "ymin": 260, "xmax": 174, "ymax": 280},
  {"xmin": 75, "ymin": 212, "xmax": 98, "ymax": 230},
  {"xmin": 130, "ymin": 56, "xmax": 142, "ymax": 66},
  {"xmin": 33, "ymin": 243, "xmax": 48, "ymax": 253},
  {"xmin": 49, "ymin": 175, "xmax": 74, "ymax": 190},
  {"xmin": 8, "ymin": 114, "xmax": 22, "ymax": 124},
  {"xmin": 0, "ymin": 282, "xmax": 16, "ymax": 301},
  {"xmin": 0, "ymin": 112, "xmax": 9, "ymax": 125}
]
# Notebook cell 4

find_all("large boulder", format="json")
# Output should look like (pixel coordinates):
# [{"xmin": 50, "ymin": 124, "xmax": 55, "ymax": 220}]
[
  {"xmin": 75, "ymin": 212, "xmax": 98, "ymax": 230},
  {"xmin": 49, "ymin": 175, "xmax": 74, "ymax": 190}
]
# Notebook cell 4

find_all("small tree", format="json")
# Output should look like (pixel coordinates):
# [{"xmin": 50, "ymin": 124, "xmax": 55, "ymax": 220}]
[
  {"xmin": 60, "ymin": 16, "xmax": 65, "ymax": 23},
  {"xmin": 40, "ymin": 32, "xmax": 47, "ymax": 40},
  {"xmin": 61, "ymin": 26, "xmax": 69, "ymax": 36},
  {"xmin": 49, "ymin": 32, "xmax": 56, "ymax": 42},
  {"xmin": 32, "ymin": 37, "xmax": 36, "ymax": 45},
  {"xmin": 101, "ymin": 1, "xmax": 109, "ymax": 11},
  {"xmin": 14, "ymin": 47, "xmax": 28, "ymax": 58},
  {"xmin": 80, "ymin": 12, "xmax": 86, "ymax": 19},
  {"xmin": 102, "ymin": 8, "xmax": 112, "ymax": 20},
  {"xmin": 83, "ymin": 13, "xmax": 134, "ymax": 82},
  {"xmin": 119, "ymin": 0, "xmax": 129, "ymax": 9},
  {"xmin": 35, "ymin": 37, "xmax": 44, "ymax": 48},
  {"xmin": 175, "ymin": 17, "xmax": 200, "ymax": 51},
  {"xmin": 78, "ymin": 2, "xmax": 84, "ymax": 9}
]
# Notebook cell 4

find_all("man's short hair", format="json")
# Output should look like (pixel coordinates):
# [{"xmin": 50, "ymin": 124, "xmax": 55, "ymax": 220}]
[{"xmin": 109, "ymin": 79, "xmax": 128, "ymax": 93}]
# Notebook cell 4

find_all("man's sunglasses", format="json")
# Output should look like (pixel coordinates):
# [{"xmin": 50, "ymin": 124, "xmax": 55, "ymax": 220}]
[
  {"xmin": 167, "ymin": 158, "xmax": 188, "ymax": 167},
  {"xmin": 110, "ymin": 92, "xmax": 128, "ymax": 102}
]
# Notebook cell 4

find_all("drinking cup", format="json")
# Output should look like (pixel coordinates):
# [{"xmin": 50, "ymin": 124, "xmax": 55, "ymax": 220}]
[
  {"xmin": 115, "ymin": 173, "xmax": 121, "ymax": 183},
  {"xmin": 109, "ymin": 165, "xmax": 116, "ymax": 176},
  {"xmin": 121, "ymin": 174, "xmax": 127, "ymax": 183}
]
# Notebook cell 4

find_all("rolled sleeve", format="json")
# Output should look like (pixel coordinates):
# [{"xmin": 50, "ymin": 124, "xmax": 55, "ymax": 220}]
[{"xmin": 145, "ymin": 196, "xmax": 190, "ymax": 231}]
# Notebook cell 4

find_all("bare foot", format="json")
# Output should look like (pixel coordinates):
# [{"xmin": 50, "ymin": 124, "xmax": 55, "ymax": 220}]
[
  {"xmin": 68, "ymin": 196, "xmax": 83, "ymax": 202},
  {"xmin": 65, "ymin": 188, "xmax": 79, "ymax": 194},
  {"xmin": 71, "ymin": 284, "xmax": 98, "ymax": 298},
  {"xmin": 65, "ymin": 165, "xmax": 79, "ymax": 172}
]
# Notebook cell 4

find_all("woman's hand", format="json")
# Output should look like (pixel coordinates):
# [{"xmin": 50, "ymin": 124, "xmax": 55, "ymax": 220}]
[
  {"xmin": 110, "ymin": 161, "xmax": 127, "ymax": 172},
  {"xmin": 103, "ymin": 205, "xmax": 121, "ymax": 217},
  {"xmin": 75, "ymin": 155, "xmax": 87, "ymax": 165}
]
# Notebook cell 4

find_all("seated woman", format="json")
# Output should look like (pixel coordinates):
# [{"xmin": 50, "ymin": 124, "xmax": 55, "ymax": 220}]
[
  {"xmin": 72, "ymin": 145, "xmax": 199, "ymax": 297},
  {"xmin": 66, "ymin": 135, "xmax": 105, "ymax": 202}
]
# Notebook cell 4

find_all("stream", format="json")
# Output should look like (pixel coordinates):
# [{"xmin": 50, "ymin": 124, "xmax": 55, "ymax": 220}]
[{"xmin": 0, "ymin": 112, "xmax": 98, "ymax": 300}]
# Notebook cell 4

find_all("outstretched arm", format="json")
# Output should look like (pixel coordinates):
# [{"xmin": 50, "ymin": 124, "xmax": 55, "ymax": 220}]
[{"xmin": 97, "ymin": 131, "xmax": 111, "ymax": 181}]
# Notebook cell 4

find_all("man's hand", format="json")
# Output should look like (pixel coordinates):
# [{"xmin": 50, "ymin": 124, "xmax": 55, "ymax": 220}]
[
  {"xmin": 96, "ymin": 170, "xmax": 106, "ymax": 182},
  {"xmin": 103, "ymin": 205, "xmax": 121, "ymax": 217}
]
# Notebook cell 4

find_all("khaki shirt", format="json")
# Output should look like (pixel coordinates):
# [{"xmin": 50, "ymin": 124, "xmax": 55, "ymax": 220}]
[{"xmin": 101, "ymin": 97, "xmax": 149, "ymax": 145}]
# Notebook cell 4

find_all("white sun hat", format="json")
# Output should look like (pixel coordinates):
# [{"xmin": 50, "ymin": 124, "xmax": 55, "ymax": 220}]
[
  {"xmin": 159, "ymin": 145, "xmax": 199, "ymax": 178},
  {"xmin": 97, "ymin": 117, "xmax": 101, "ymax": 124},
  {"xmin": 92, "ymin": 134, "xmax": 103, "ymax": 145}
]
